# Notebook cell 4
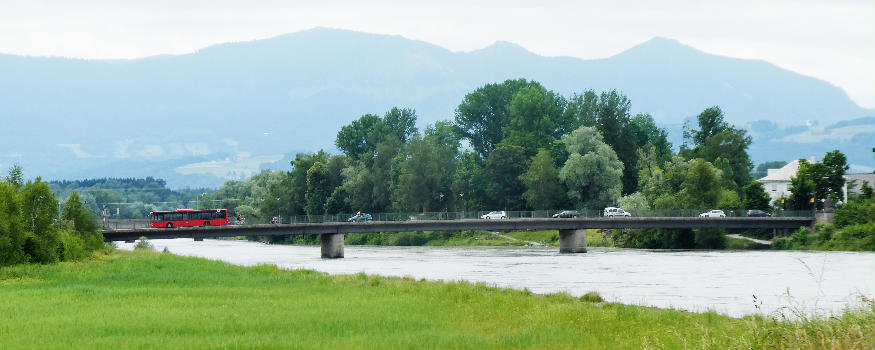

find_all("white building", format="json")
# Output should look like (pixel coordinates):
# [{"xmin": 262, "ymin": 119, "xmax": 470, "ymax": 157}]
[
  {"xmin": 757, "ymin": 156, "xmax": 871, "ymax": 203},
  {"xmin": 757, "ymin": 159, "xmax": 807, "ymax": 203}
]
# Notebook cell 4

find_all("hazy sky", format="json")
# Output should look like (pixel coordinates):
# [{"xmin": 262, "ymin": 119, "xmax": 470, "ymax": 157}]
[{"xmin": 1, "ymin": 0, "xmax": 872, "ymax": 108}]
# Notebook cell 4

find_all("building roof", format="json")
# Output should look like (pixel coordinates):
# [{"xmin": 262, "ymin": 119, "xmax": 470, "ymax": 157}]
[{"xmin": 758, "ymin": 159, "xmax": 801, "ymax": 182}]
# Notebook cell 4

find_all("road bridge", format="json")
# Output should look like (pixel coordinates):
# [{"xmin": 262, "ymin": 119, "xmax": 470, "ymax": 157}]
[{"xmin": 102, "ymin": 217, "xmax": 813, "ymax": 258}]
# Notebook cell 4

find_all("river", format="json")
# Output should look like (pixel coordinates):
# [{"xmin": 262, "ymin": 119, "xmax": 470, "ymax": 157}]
[{"xmin": 118, "ymin": 239, "xmax": 874, "ymax": 318}]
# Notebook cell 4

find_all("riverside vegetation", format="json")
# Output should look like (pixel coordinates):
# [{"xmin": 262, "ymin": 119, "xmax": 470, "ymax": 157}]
[{"xmin": 0, "ymin": 249, "xmax": 872, "ymax": 349}]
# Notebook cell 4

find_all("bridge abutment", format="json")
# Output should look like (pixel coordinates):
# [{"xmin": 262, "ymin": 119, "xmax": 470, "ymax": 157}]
[
  {"xmin": 321, "ymin": 233, "xmax": 345, "ymax": 259},
  {"xmin": 558, "ymin": 229, "xmax": 587, "ymax": 253}
]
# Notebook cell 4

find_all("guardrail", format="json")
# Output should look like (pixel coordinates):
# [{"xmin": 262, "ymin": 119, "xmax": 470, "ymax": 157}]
[{"xmin": 100, "ymin": 209, "xmax": 813, "ymax": 230}]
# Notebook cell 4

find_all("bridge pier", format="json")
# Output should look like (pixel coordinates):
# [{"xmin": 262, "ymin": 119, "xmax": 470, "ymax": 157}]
[
  {"xmin": 321, "ymin": 233, "xmax": 345, "ymax": 259},
  {"xmin": 558, "ymin": 229, "xmax": 587, "ymax": 253}
]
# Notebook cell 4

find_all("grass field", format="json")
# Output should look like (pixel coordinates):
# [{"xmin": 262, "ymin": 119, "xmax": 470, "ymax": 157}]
[{"xmin": 1, "ymin": 250, "xmax": 871, "ymax": 349}]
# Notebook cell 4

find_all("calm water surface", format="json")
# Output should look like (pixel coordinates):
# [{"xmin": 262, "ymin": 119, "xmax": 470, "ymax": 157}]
[{"xmin": 119, "ymin": 239, "xmax": 874, "ymax": 318}]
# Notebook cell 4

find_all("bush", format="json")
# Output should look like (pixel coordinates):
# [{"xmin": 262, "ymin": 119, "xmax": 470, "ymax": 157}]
[
  {"xmin": 694, "ymin": 229, "xmax": 726, "ymax": 249},
  {"xmin": 835, "ymin": 198, "xmax": 874, "ymax": 228},
  {"xmin": 133, "ymin": 237, "xmax": 153, "ymax": 251},
  {"xmin": 772, "ymin": 237, "xmax": 792, "ymax": 250},
  {"xmin": 58, "ymin": 230, "xmax": 87, "ymax": 261},
  {"xmin": 579, "ymin": 291, "xmax": 604, "ymax": 303}
]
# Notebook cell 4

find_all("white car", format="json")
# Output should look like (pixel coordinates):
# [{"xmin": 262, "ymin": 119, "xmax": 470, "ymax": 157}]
[
  {"xmin": 699, "ymin": 210, "xmax": 726, "ymax": 218},
  {"xmin": 480, "ymin": 211, "xmax": 507, "ymax": 219},
  {"xmin": 603, "ymin": 207, "xmax": 631, "ymax": 217}
]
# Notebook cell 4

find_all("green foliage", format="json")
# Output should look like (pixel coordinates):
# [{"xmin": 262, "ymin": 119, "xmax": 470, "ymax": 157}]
[
  {"xmin": 520, "ymin": 149, "xmax": 565, "ymax": 210},
  {"xmin": 57, "ymin": 229, "xmax": 87, "ymax": 261},
  {"xmin": 0, "ymin": 166, "xmax": 109, "ymax": 266},
  {"xmin": 560, "ymin": 126, "xmax": 623, "ymax": 209},
  {"xmin": 681, "ymin": 159, "xmax": 722, "ymax": 209},
  {"xmin": 305, "ymin": 162, "xmax": 331, "ymax": 216},
  {"xmin": 5, "ymin": 164, "xmax": 24, "ymax": 190},
  {"xmin": 835, "ymin": 197, "xmax": 874, "ymax": 228},
  {"xmin": 324, "ymin": 186, "xmax": 351, "ymax": 215},
  {"xmin": 485, "ymin": 144, "xmax": 529, "ymax": 210},
  {"xmin": 61, "ymin": 191, "xmax": 99, "ymax": 236},
  {"xmin": 502, "ymin": 86, "xmax": 568, "ymax": 156},
  {"xmin": 49, "ymin": 177, "xmax": 204, "ymax": 219},
  {"xmin": 22, "ymin": 179, "xmax": 59, "ymax": 263},
  {"xmin": 133, "ymin": 236, "xmax": 153, "ymax": 251},
  {"xmin": 393, "ymin": 127, "xmax": 458, "ymax": 212},
  {"xmin": 681, "ymin": 106, "xmax": 753, "ymax": 192},
  {"xmin": 579, "ymin": 292, "xmax": 604, "ymax": 303},
  {"xmin": 617, "ymin": 192, "xmax": 647, "ymax": 216},
  {"xmin": 0, "ymin": 181, "xmax": 26, "ymax": 266},
  {"xmin": 453, "ymin": 79, "xmax": 542, "ymax": 159},
  {"xmin": 788, "ymin": 151, "xmax": 849, "ymax": 210},
  {"xmin": 694, "ymin": 230, "xmax": 726, "ymax": 249},
  {"xmin": 451, "ymin": 152, "xmax": 488, "ymax": 212},
  {"xmin": 742, "ymin": 181, "xmax": 772, "ymax": 210}
]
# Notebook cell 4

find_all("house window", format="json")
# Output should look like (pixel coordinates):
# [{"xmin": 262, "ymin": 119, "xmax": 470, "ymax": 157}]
[{"xmin": 771, "ymin": 184, "xmax": 777, "ymax": 191}]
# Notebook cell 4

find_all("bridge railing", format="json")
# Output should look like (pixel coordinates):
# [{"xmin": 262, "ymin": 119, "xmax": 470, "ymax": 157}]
[{"xmin": 101, "ymin": 209, "xmax": 814, "ymax": 230}]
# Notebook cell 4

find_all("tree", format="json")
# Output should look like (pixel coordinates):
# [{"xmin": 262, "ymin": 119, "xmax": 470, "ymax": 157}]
[
  {"xmin": 21, "ymin": 178, "xmax": 60, "ymax": 263},
  {"xmin": 305, "ymin": 162, "xmax": 332, "ymax": 216},
  {"xmin": 502, "ymin": 86, "xmax": 568, "ymax": 156},
  {"xmin": 617, "ymin": 192, "xmax": 648, "ymax": 215},
  {"xmin": 335, "ymin": 114, "xmax": 385, "ymax": 160},
  {"xmin": 5, "ymin": 164, "xmax": 23, "ymax": 191},
  {"xmin": 324, "ymin": 186, "xmax": 351, "ymax": 215},
  {"xmin": 681, "ymin": 159, "xmax": 723, "ymax": 209},
  {"xmin": 565, "ymin": 90, "xmax": 643, "ymax": 195},
  {"xmin": 788, "ymin": 151, "xmax": 849, "ymax": 209},
  {"xmin": 453, "ymin": 79, "xmax": 543, "ymax": 159},
  {"xmin": 787, "ymin": 160, "xmax": 817, "ymax": 210},
  {"xmin": 0, "ymin": 181, "xmax": 26, "ymax": 266},
  {"xmin": 821, "ymin": 150, "xmax": 849, "ymax": 202},
  {"xmin": 451, "ymin": 152, "xmax": 488, "ymax": 212},
  {"xmin": 383, "ymin": 107, "xmax": 418, "ymax": 143},
  {"xmin": 630, "ymin": 113, "xmax": 672, "ymax": 167},
  {"xmin": 559, "ymin": 126, "xmax": 623, "ymax": 210},
  {"xmin": 681, "ymin": 106, "xmax": 753, "ymax": 192},
  {"xmin": 742, "ymin": 181, "xmax": 771, "ymax": 211},
  {"xmin": 520, "ymin": 149, "xmax": 565, "ymax": 210},
  {"xmin": 485, "ymin": 144, "xmax": 529, "ymax": 210},
  {"xmin": 393, "ymin": 129, "xmax": 457, "ymax": 212},
  {"xmin": 61, "ymin": 190, "xmax": 103, "ymax": 251}
]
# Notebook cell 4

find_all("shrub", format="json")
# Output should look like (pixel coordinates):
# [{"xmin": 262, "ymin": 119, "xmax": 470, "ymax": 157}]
[
  {"xmin": 58, "ymin": 230, "xmax": 87, "ymax": 261},
  {"xmin": 133, "ymin": 237, "xmax": 153, "ymax": 251},
  {"xmin": 694, "ymin": 229, "xmax": 726, "ymax": 249},
  {"xmin": 835, "ymin": 198, "xmax": 874, "ymax": 228},
  {"xmin": 580, "ymin": 291, "xmax": 604, "ymax": 303},
  {"xmin": 772, "ymin": 237, "xmax": 792, "ymax": 250}
]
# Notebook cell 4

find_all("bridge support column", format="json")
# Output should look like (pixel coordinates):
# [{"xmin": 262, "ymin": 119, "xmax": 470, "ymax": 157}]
[
  {"xmin": 321, "ymin": 233, "xmax": 345, "ymax": 259},
  {"xmin": 558, "ymin": 229, "xmax": 587, "ymax": 253}
]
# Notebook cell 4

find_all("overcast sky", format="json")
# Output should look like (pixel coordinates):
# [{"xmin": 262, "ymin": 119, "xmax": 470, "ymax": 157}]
[{"xmin": 1, "ymin": 0, "xmax": 872, "ymax": 108}]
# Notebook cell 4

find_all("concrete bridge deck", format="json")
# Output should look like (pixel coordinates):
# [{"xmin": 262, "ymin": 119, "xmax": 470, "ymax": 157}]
[{"xmin": 103, "ymin": 217, "xmax": 813, "ymax": 258}]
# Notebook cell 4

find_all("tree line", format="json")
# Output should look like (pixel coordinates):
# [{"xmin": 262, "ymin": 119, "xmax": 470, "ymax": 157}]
[
  {"xmin": 48, "ymin": 177, "xmax": 208, "ymax": 219},
  {"xmin": 209, "ymin": 79, "xmax": 767, "ymax": 221}
]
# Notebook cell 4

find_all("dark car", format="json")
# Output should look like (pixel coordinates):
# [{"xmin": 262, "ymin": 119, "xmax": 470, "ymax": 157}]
[
  {"xmin": 746, "ymin": 209, "xmax": 771, "ymax": 217},
  {"xmin": 552, "ymin": 210, "xmax": 580, "ymax": 218}
]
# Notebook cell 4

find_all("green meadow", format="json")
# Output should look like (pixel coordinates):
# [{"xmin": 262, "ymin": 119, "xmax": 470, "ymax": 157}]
[{"xmin": 1, "ymin": 250, "xmax": 871, "ymax": 349}]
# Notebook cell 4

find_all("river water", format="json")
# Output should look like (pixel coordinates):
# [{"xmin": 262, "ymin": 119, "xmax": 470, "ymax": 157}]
[{"xmin": 118, "ymin": 239, "xmax": 874, "ymax": 318}]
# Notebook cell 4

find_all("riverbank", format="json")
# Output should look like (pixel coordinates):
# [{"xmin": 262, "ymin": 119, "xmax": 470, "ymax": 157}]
[{"xmin": 1, "ymin": 250, "xmax": 872, "ymax": 349}]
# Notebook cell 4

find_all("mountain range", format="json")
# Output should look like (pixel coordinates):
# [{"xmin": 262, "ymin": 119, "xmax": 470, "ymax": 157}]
[{"xmin": 0, "ymin": 27, "xmax": 872, "ymax": 188}]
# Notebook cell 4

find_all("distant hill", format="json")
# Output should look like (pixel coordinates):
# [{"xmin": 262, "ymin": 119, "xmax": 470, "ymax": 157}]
[{"xmin": 0, "ymin": 27, "xmax": 871, "ymax": 187}]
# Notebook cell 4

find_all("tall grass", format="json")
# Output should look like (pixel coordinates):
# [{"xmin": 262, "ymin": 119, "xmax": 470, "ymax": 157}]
[{"xmin": 0, "ymin": 251, "xmax": 871, "ymax": 349}]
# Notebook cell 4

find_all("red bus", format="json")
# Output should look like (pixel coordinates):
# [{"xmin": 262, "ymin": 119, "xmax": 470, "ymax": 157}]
[{"xmin": 150, "ymin": 209, "xmax": 229, "ymax": 228}]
